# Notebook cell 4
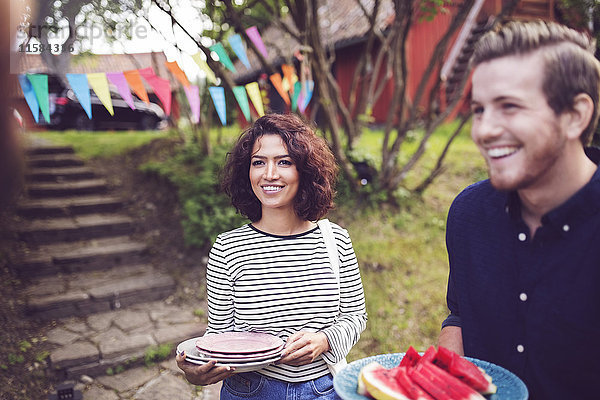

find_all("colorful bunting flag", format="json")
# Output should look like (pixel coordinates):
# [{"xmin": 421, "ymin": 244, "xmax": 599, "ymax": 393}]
[
  {"xmin": 184, "ymin": 84, "xmax": 200, "ymax": 124},
  {"xmin": 123, "ymin": 69, "xmax": 149, "ymax": 103},
  {"xmin": 291, "ymin": 81, "xmax": 302, "ymax": 112},
  {"xmin": 281, "ymin": 64, "xmax": 295, "ymax": 93},
  {"xmin": 137, "ymin": 67, "xmax": 172, "ymax": 116},
  {"xmin": 147, "ymin": 77, "xmax": 172, "ymax": 116},
  {"xmin": 210, "ymin": 43, "xmax": 236, "ymax": 73},
  {"xmin": 191, "ymin": 52, "xmax": 217, "ymax": 84},
  {"xmin": 245, "ymin": 82, "xmax": 264, "ymax": 117},
  {"xmin": 209, "ymin": 86, "xmax": 227, "ymax": 126},
  {"xmin": 106, "ymin": 72, "xmax": 136, "ymax": 110},
  {"xmin": 138, "ymin": 67, "xmax": 156, "ymax": 81},
  {"xmin": 228, "ymin": 33, "xmax": 251, "ymax": 69},
  {"xmin": 27, "ymin": 74, "xmax": 50, "ymax": 123},
  {"xmin": 269, "ymin": 73, "xmax": 290, "ymax": 105},
  {"xmin": 18, "ymin": 74, "xmax": 40, "ymax": 123},
  {"xmin": 165, "ymin": 61, "xmax": 190, "ymax": 87},
  {"xmin": 232, "ymin": 86, "xmax": 251, "ymax": 122},
  {"xmin": 87, "ymin": 73, "xmax": 114, "ymax": 116},
  {"xmin": 298, "ymin": 80, "xmax": 315, "ymax": 113},
  {"xmin": 245, "ymin": 26, "xmax": 268, "ymax": 60},
  {"xmin": 66, "ymin": 73, "xmax": 92, "ymax": 118}
]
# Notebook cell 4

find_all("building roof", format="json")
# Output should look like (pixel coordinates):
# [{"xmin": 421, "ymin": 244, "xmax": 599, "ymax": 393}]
[{"xmin": 234, "ymin": 0, "xmax": 394, "ymax": 82}]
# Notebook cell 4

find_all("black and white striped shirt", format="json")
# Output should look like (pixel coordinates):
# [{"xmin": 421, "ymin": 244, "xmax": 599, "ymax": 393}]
[{"xmin": 205, "ymin": 222, "xmax": 368, "ymax": 382}]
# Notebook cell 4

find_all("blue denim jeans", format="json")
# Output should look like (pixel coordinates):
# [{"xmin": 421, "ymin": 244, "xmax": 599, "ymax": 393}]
[{"xmin": 220, "ymin": 371, "xmax": 341, "ymax": 400}]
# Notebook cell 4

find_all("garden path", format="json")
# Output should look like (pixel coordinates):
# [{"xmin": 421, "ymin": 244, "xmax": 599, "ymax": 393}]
[{"xmin": 10, "ymin": 140, "xmax": 220, "ymax": 399}]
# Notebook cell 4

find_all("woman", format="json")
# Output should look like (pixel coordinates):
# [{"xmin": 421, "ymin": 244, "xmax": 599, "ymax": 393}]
[{"xmin": 177, "ymin": 113, "xmax": 367, "ymax": 399}]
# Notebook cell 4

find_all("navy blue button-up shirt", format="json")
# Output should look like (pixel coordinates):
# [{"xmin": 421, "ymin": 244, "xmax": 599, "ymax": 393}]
[{"xmin": 443, "ymin": 148, "xmax": 600, "ymax": 399}]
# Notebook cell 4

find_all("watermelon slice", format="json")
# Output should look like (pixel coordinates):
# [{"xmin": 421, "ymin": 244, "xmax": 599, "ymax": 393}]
[
  {"xmin": 409, "ymin": 361, "xmax": 454, "ymax": 400},
  {"xmin": 435, "ymin": 347, "xmax": 497, "ymax": 395},
  {"xmin": 358, "ymin": 362, "xmax": 412, "ymax": 400},
  {"xmin": 391, "ymin": 365, "xmax": 434, "ymax": 400},
  {"xmin": 399, "ymin": 346, "xmax": 422, "ymax": 368},
  {"xmin": 420, "ymin": 346, "xmax": 437, "ymax": 363},
  {"xmin": 413, "ymin": 360, "xmax": 486, "ymax": 400}
]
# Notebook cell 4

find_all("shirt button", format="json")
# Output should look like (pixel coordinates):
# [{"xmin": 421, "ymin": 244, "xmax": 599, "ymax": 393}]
[
  {"xmin": 519, "ymin": 292, "xmax": 528, "ymax": 301},
  {"xmin": 517, "ymin": 344, "xmax": 525, "ymax": 353},
  {"xmin": 563, "ymin": 224, "xmax": 570, "ymax": 232},
  {"xmin": 518, "ymin": 233, "xmax": 527, "ymax": 241}
]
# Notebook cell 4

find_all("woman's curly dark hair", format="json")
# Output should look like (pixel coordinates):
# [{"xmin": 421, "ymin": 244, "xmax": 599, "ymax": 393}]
[{"xmin": 221, "ymin": 113, "xmax": 338, "ymax": 222}]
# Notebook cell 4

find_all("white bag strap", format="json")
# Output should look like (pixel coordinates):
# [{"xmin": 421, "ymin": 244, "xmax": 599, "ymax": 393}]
[
  {"xmin": 318, "ymin": 219, "xmax": 339, "ymax": 284},
  {"xmin": 317, "ymin": 219, "xmax": 348, "ymax": 375},
  {"xmin": 318, "ymin": 219, "xmax": 340, "ymax": 301}
]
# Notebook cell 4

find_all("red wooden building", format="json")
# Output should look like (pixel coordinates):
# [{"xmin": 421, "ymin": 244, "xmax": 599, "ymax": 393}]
[{"xmin": 234, "ymin": 0, "xmax": 558, "ymax": 124}]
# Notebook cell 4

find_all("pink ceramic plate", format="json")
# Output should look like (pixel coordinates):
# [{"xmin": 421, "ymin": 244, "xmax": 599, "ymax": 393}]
[
  {"xmin": 195, "ymin": 332, "xmax": 285, "ymax": 354},
  {"xmin": 179, "ymin": 338, "xmax": 283, "ymax": 363},
  {"xmin": 198, "ymin": 343, "xmax": 285, "ymax": 360}
]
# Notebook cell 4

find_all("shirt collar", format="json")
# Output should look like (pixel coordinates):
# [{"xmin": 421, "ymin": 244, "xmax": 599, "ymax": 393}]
[{"xmin": 504, "ymin": 147, "xmax": 600, "ymax": 227}]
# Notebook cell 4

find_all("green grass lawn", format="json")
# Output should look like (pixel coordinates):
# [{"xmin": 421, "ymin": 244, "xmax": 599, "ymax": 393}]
[
  {"xmin": 29, "ymin": 129, "xmax": 175, "ymax": 159},
  {"xmin": 32, "ymin": 123, "xmax": 488, "ymax": 361},
  {"xmin": 337, "ymin": 123, "xmax": 487, "ymax": 360}
]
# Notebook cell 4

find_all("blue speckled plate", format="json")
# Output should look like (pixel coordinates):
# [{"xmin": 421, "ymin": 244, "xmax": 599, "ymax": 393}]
[{"xmin": 333, "ymin": 353, "xmax": 528, "ymax": 400}]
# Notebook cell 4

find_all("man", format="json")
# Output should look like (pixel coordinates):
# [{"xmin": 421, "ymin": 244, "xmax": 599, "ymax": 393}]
[{"xmin": 439, "ymin": 20, "xmax": 600, "ymax": 399}]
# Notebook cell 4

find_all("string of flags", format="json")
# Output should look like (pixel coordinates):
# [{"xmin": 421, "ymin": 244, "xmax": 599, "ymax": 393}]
[{"xmin": 18, "ymin": 26, "xmax": 315, "ymax": 126}]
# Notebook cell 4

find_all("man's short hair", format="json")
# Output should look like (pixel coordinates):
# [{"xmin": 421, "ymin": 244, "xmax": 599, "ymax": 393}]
[{"xmin": 472, "ymin": 20, "xmax": 600, "ymax": 144}]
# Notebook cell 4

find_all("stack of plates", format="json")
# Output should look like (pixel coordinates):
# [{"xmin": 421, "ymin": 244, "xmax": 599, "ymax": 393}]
[{"xmin": 177, "ymin": 332, "xmax": 285, "ymax": 373}]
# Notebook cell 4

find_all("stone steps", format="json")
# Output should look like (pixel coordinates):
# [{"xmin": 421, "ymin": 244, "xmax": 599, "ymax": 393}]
[
  {"xmin": 16, "ymin": 143, "xmax": 188, "ymax": 386},
  {"xmin": 26, "ymin": 145, "xmax": 75, "ymax": 156},
  {"xmin": 25, "ymin": 264, "xmax": 176, "ymax": 320},
  {"xmin": 27, "ymin": 179, "xmax": 108, "ymax": 198},
  {"xmin": 44, "ymin": 301, "xmax": 206, "ymax": 380},
  {"xmin": 26, "ymin": 166, "xmax": 96, "ymax": 182},
  {"xmin": 17, "ymin": 195, "xmax": 123, "ymax": 218},
  {"xmin": 27, "ymin": 153, "xmax": 85, "ymax": 168},
  {"xmin": 16, "ymin": 213, "xmax": 134, "ymax": 244},
  {"xmin": 13, "ymin": 236, "xmax": 148, "ymax": 277}
]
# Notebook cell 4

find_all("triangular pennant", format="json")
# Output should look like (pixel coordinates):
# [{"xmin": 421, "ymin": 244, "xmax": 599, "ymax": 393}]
[
  {"xmin": 137, "ymin": 67, "xmax": 156, "ymax": 81},
  {"xmin": 245, "ymin": 82, "xmax": 264, "ymax": 117},
  {"xmin": 66, "ymin": 73, "xmax": 92, "ymax": 119},
  {"xmin": 228, "ymin": 33, "xmax": 251, "ymax": 69},
  {"xmin": 281, "ymin": 64, "xmax": 295, "ymax": 93},
  {"xmin": 232, "ymin": 86, "xmax": 251, "ymax": 122},
  {"xmin": 27, "ymin": 74, "xmax": 50, "ymax": 123},
  {"xmin": 87, "ymin": 72, "xmax": 114, "ymax": 116},
  {"xmin": 191, "ymin": 52, "xmax": 217, "ymax": 84},
  {"xmin": 144, "ymin": 75, "xmax": 172, "ymax": 116},
  {"xmin": 18, "ymin": 74, "xmax": 39, "ymax": 123},
  {"xmin": 291, "ymin": 81, "xmax": 302, "ymax": 112},
  {"xmin": 209, "ymin": 86, "xmax": 227, "ymax": 126},
  {"xmin": 209, "ymin": 43, "xmax": 236, "ymax": 73},
  {"xmin": 184, "ymin": 84, "xmax": 200, "ymax": 124},
  {"xmin": 245, "ymin": 26, "xmax": 268, "ymax": 59},
  {"xmin": 107, "ymin": 72, "xmax": 135, "ymax": 110},
  {"xmin": 269, "ymin": 73, "xmax": 290, "ymax": 105},
  {"xmin": 123, "ymin": 69, "xmax": 149, "ymax": 103},
  {"xmin": 165, "ymin": 61, "xmax": 190, "ymax": 87},
  {"xmin": 298, "ymin": 80, "xmax": 315, "ymax": 113}
]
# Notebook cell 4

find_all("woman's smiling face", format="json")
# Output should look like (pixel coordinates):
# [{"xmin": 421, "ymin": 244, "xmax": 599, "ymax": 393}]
[{"xmin": 249, "ymin": 134, "xmax": 300, "ymax": 214}]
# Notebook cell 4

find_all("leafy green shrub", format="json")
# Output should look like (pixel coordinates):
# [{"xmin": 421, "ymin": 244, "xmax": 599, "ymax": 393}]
[{"xmin": 140, "ymin": 144, "xmax": 247, "ymax": 249}]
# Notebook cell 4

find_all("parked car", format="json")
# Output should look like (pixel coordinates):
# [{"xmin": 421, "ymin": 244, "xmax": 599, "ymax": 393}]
[{"xmin": 51, "ymin": 88, "xmax": 168, "ymax": 131}]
